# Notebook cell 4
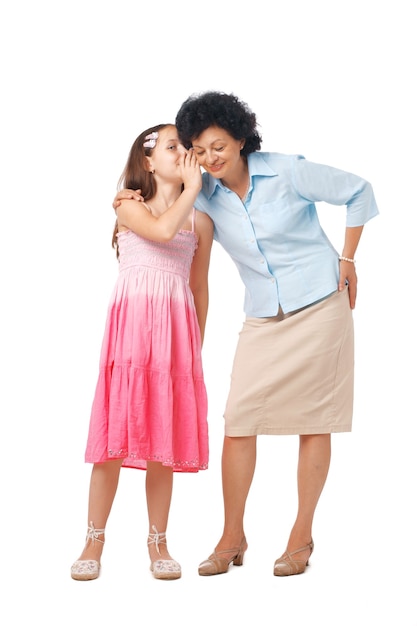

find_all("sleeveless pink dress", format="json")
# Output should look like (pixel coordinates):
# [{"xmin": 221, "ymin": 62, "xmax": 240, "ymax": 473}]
[{"xmin": 84, "ymin": 220, "xmax": 208, "ymax": 472}]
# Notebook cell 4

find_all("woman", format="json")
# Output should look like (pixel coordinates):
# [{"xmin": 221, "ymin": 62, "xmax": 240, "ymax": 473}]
[{"xmin": 115, "ymin": 93, "xmax": 379, "ymax": 576}]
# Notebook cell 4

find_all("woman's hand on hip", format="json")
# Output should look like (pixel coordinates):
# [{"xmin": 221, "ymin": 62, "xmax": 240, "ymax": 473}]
[{"xmin": 338, "ymin": 260, "xmax": 358, "ymax": 309}]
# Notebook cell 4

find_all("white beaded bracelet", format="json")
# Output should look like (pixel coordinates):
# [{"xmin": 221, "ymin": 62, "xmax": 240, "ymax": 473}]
[{"xmin": 338, "ymin": 256, "xmax": 356, "ymax": 264}]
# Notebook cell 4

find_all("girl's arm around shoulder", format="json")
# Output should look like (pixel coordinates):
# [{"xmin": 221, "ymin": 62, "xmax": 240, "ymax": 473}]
[{"xmin": 189, "ymin": 212, "xmax": 214, "ymax": 345}]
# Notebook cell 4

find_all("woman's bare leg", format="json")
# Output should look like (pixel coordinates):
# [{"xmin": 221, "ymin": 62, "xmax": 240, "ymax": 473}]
[
  {"xmin": 283, "ymin": 433, "xmax": 331, "ymax": 560},
  {"xmin": 214, "ymin": 435, "xmax": 256, "ymax": 553}
]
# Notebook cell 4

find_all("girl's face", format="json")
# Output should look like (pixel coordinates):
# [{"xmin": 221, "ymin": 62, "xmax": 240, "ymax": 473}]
[
  {"xmin": 191, "ymin": 126, "xmax": 244, "ymax": 180},
  {"xmin": 147, "ymin": 126, "xmax": 187, "ymax": 180}
]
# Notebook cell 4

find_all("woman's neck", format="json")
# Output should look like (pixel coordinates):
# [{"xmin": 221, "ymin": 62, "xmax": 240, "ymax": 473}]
[{"xmin": 221, "ymin": 158, "xmax": 249, "ymax": 200}]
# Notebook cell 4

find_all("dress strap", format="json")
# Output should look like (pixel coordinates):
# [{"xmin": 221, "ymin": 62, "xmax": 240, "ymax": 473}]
[{"xmin": 191, "ymin": 207, "xmax": 196, "ymax": 233}]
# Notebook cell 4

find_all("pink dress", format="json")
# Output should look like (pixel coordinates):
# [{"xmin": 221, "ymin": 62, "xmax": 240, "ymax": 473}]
[{"xmin": 84, "ymin": 220, "xmax": 208, "ymax": 472}]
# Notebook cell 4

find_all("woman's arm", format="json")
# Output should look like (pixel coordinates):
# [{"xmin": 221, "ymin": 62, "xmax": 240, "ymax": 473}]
[
  {"xmin": 113, "ymin": 188, "xmax": 143, "ymax": 210},
  {"xmin": 189, "ymin": 212, "xmax": 214, "ymax": 344},
  {"xmin": 338, "ymin": 225, "xmax": 364, "ymax": 309}
]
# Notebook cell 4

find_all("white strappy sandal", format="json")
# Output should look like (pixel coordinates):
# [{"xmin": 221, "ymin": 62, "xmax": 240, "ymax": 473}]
[
  {"xmin": 148, "ymin": 525, "xmax": 181, "ymax": 580},
  {"xmin": 71, "ymin": 522, "xmax": 105, "ymax": 581}
]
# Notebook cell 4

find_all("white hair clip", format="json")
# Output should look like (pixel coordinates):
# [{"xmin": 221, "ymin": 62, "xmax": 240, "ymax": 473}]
[{"xmin": 143, "ymin": 131, "xmax": 159, "ymax": 148}]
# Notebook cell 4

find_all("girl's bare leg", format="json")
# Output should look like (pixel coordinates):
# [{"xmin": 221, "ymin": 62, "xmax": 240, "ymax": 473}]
[
  {"xmin": 146, "ymin": 461, "xmax": 175, "ymax": 561},
  {"xmin": 76, "ymin": 459, "xmax": 123, "ymax": 563}
]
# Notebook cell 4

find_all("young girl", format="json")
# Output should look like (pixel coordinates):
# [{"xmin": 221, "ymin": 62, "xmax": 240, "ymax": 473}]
[{"xmin": 71, "ymin": 124, "xmax": 213, "ymax": 581}]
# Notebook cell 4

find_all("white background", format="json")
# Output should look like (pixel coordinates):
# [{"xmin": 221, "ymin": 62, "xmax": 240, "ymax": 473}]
[{"xmin": 1, "ymin": 1, "xmax": 415, "ymax": 624}]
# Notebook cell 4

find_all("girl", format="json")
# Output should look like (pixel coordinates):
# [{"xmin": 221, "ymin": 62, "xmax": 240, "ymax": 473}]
[{"xmin": 71, "ymin": 124, "xmax": 213, "ymax": 581}]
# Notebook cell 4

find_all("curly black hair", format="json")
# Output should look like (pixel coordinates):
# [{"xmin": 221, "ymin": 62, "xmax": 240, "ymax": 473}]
[{"xmin": 175, "ymin": 91, "xmax": 262, "ymax": 156}]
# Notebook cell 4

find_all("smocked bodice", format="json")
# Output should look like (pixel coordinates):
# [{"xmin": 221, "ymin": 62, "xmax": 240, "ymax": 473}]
[{"xmin": 117, "ymin": 229, "xmax": 198, "ymax": 280}]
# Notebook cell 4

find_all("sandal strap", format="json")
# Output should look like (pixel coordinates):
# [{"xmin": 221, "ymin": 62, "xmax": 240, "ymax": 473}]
[
  {"xmin": 287, "ymin": 540, "xmax": 314, "ymax": 558},
  {"xmin": 147, "ymin": 525, "xmax": 167, "ymax": 556},
  {"xmin": 86, "ymin": 521, "xmax": 105, "ymax": 544},
  {"xmin": 213, "ymin": 547, "xmax": 242, "ymax": 557}
]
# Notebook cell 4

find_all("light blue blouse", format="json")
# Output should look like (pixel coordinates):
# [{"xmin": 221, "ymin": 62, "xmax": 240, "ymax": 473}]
[{"xmin": 194, "ymin": 151, "xmax": 379, "ymax": 317}]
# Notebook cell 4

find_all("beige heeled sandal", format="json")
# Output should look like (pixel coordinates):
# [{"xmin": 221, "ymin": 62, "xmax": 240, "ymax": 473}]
[
  {"xmin": 198, "ymin": 537, "xmax": 248, "ymax": 576},
  {"xmin": 273, "ymin": 539, "xmax": 314, "ymax": 576},
  {"xmin": 148, "ymin": 525, "xmax": 181, "ymax": 580},
  {"xmin": 71, "ymin": 522, "xmax": 105, "ymax": 581}
]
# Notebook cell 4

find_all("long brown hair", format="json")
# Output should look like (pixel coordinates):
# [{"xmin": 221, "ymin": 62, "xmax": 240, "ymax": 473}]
[{"xmin": 112, "ymin": 123, "xmax": 173, "ymax": 257}]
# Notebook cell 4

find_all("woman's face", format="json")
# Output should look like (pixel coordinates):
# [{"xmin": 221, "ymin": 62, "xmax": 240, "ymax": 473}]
[{"xmin": 191, "ymin": 126, "xmax": 244, "ymax": 180}]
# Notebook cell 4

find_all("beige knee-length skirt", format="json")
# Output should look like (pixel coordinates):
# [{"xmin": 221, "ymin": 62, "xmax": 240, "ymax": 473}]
[{"xmin": 224, "ymin": 289, "xmax": 354, "ymax": 436}]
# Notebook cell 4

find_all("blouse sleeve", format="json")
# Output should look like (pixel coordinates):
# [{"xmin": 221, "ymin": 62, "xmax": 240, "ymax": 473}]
[{"xmin": 291, "ymin": 155, "xmax": 379, "ymax": 227}]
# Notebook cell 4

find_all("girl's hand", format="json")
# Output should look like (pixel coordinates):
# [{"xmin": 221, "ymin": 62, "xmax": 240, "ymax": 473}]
[{"xmin": 178, "ymin": 149, "xmax": 202, "ymax": 194}]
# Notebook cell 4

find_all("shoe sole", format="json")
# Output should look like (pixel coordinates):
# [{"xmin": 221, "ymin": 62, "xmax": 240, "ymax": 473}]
[{"xmin": 71, "ymin": 573, "xmax": 99, "ymax": 581}]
